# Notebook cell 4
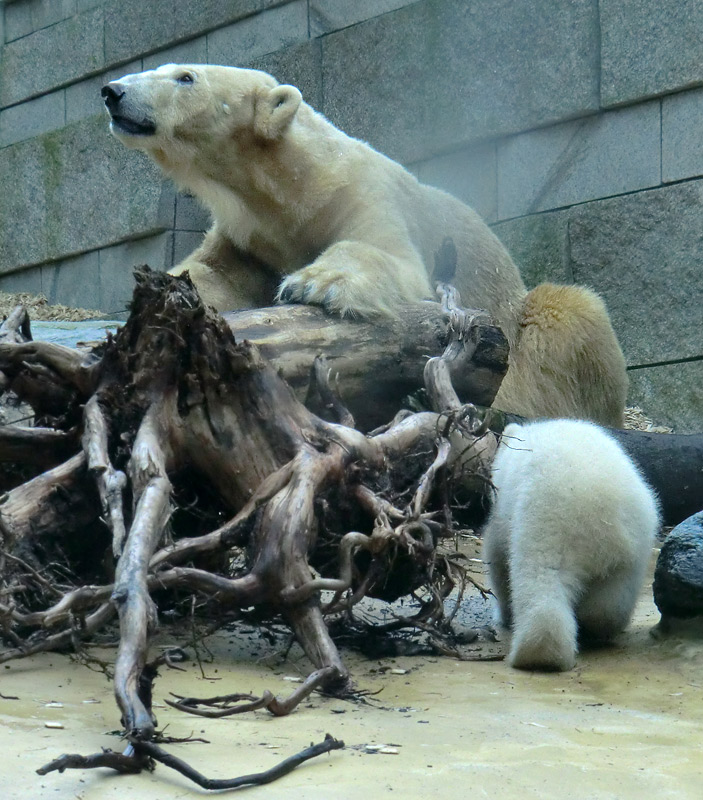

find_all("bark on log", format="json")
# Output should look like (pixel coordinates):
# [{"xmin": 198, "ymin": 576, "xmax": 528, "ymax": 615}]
[
  {"xmin": 610, "ymin": 429, "xmax": 703, "ymax": 526},
  {"xmin": 0, "ymin": 453, "xmax": 99, "ymax": 553},
  {"xmin": 221, "ymin": 302, "xmax": 509, "ymax": 430}
]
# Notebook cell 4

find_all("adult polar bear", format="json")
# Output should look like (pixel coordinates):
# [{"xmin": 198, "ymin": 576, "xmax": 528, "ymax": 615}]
[{"xmin": 102, "ymin": 64, "xmax": 628, "ymax": 425}]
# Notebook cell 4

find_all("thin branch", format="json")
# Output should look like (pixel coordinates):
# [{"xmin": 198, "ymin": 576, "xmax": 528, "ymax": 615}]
[
  {"xmin": 150, "ymin": 458, "xmax": 295, "ymax": 570},
  {"xmin": 166, "ymin": 691, "xmax": 271, "ymax": 717},
  {"xmin": 280, "ymin": 532, "xmax": 371, "ymax": 605},
  {"xmin": 10, "ymin": 584, "xmax": 114, "ymax": 629},
  {"xmin": 83, "ymin": 396, "xmax": 127, "ymax": 558},
  {"xmin": 142, "ymin": 733, "xmax": 345, "ymax": 787},
  {"xmin": 353, "ymin": 484, "xmax": 406, "ymax": 520},
  {"xmin": 412, "ymin": 438, "xmax": 451, "ymax": 517},
  {"xmin": 309, "ymin": 355, "xmax": 355, "ymax": 427},
  {"xmin": 1, "ymin": 551, "xmax": 64, "ymax": 598},
  {"xmin": 36, "ymin": 750, "xmax": 144, "ymax": 776},
  {"xmin": 37, "ymin": 734, "xmax": 344, "ymax": 790},
  {"xmin": 167, "ymin": 666, "xmax": 341, "ymax": 719},
  {"xmin": 0, "ymin": 602, "xmax": 115, "ymax": 664},
  {"xmin": 3, "ymin": 566, "xmax": 266, "ymax": 633},
  {"xmin": 424, "ymin": 356, "xmax": 462, "ymax": 412}
]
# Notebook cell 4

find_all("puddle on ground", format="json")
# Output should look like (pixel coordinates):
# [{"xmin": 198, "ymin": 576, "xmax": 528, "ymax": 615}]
[{"xmin": 1, "ymin": 550, "xmax": 702, "ymax": 799}]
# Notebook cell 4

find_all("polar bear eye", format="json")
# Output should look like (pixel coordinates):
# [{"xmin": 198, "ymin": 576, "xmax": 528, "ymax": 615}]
[{"xmin": 176, "ymin": 73, "xmax": 194, "ymax": 85}]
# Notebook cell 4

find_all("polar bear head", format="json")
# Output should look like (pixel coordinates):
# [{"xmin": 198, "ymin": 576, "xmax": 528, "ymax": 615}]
[{"xmin": 101, "ymin": 64, "xmax": 303, "ymax": 168}]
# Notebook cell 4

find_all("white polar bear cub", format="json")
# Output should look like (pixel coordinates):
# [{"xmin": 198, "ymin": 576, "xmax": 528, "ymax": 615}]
[{"xmin": 482, "ymin": 419, "xmax": 659, "ymax": 671}]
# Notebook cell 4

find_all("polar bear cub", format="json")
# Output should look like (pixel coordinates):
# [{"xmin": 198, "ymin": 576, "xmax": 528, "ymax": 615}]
[{"xmin": 482, "ymin": 419, "xmax": 659, "ymax": 671}]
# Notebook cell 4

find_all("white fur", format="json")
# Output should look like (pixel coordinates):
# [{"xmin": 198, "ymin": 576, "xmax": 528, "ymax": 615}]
[
  {"xmin": 103, "ymin": 64, "xmax": 629, "ymax": 425},
  {"xmin": 482, "ymin": 419, "xmax": 660, "ymax": 671}
]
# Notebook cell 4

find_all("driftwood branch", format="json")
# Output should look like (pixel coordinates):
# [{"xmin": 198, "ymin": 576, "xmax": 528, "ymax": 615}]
[
  {"xmin": 112, "ymin": 403, "xmax": 173, "ymax": 738},
  {"xmin": 37, "ymin": 733, "xmax": 344, "ymax": 790},
  {"xmin": 0, "ymin": 425, "xmax": 78, "ymax": 467},
  {"xmin": 83, "ymin": 396, "xmax": 128, "ymax": 557}
]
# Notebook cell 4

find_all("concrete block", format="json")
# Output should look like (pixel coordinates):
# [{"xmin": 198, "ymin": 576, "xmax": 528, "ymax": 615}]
[
  {"xmin": 0, "ymin": 264, "xmax": 43, "ymax": 296},
  {"xmin": 103, "ymin": 0, "xmax": 285, "ymax": 65},
  {"xmin": 491, "ymin": 210, "xmax": 571, "ymax": 290},
  {"xmin": 103, "ymin": 0, "xmax": 176, "ymax": 65},
  {"xmin": 0, "ymin": 7, "xmax": 104, "ymax": 107},
  {"xmin": 43, "ymin": 249, "xmax": 101, "ymax": 310},
  {"xmin": 0, "ymin": 114, "xmax": 174, "ymax": 273},
  {"xmin": 174, "ymin": 231, "xmax": 206, "ymax": 266},
  {"xmin": 497, "ymin": 102, "xmax": 661, "ymax": 218},
  {"xmin": 0, "ymin": 89, "xmax": 65, "ymax": 147},
  {"xmin": 410, "ymin": 142, "xmax": 498, "ymax": 224},
  {"xmin": 309, "ymin": 0, "xmax": 417, "ymax": 36},
  {"xmin": 75, "ymin": 0, "xmax": 102, "ymax": 11},
  {"xmin": 65, "ymin": 59, "xmax": 142, "ymax": 125},
  {"xmin": 31, "ymin": 0, "xmax": 77, "ymax": 31},
  {"xmin": 173, "ymin": 0, "xmax": 284, "ymax": 43},
  {"xmin": 321, "ymin": 0, "xmax": 599, "ymax": 164},
  {"xmin": 207, "ymin": 0, "xmax": 308, "ymax": 66},
  {"xmin": 175, "ymin": 194, "xmax": 210, "ymax": 232},
  {"xmin": 567, "ymin": 182, "xmax": 703, "ymax": 365},
  {"xmin": 143, "ymin": 36, "xmax": 208, "ymax": 71},
  {"xmin": 99, "ymin": 233, "xmax": 174, "ymax": 314},
  {"xmin": 246, "ymin": 39, "xmax": 323, "ymax": 110},
  {"xmin": 4, "ymin": 1, "xmax": 33, "ymax": 43},
  {"xmin": 627, "ymin": 361, "xmax": 703, "ymax": 435},
  {"xmin": 662, "ymin": 88, "xmax": 703, "ymax": 183},
  {"xmin": 601, "ymin": 0, "xmax": 703, "ymax": 107}
]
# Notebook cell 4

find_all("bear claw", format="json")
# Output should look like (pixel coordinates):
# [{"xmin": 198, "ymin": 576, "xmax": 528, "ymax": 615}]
[{"xmin": 278, "ymin": 285, "xmax": 295, "ymax": 303}]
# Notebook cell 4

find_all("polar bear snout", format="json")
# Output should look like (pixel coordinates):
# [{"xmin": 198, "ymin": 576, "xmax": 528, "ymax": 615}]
[
  {"xmin": 101, "ymin": 81, "xmax": 156, "ymax": 137},
  {"xmin": 101, "ymin": 82, "xmax": 125, "ymax": 112}
]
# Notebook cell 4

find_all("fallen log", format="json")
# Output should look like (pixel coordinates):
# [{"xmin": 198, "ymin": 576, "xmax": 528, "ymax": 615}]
[
  {"xmin": 9, "ymin": 295, "xmax": 699, "ymax": 526},
  {"xmin": 610, "ymin": 429, "xmax": 703, "ymax": 526},
  {"xmin": 221, "ymin": 299, "xmax": 509, "ymax": 430}
]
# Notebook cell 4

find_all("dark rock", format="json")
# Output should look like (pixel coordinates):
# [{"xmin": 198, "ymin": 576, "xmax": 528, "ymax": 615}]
[{"xmin": 653, "ymin": 511, "xmax": 703, "ymax": 625}]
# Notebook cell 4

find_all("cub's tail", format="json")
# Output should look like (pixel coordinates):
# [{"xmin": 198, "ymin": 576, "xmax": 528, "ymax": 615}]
[{"xmin": 508, "ymin": 569, "xmax": 579, "ymax": 672}]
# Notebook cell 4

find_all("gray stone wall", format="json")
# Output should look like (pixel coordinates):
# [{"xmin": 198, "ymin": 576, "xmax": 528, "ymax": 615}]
[{"xmin": 0, "ymin": 0, "xmax": 701, "ymax": 430}]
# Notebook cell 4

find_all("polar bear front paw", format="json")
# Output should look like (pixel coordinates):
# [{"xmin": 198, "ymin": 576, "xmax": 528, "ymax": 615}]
[{"xmin": 276, "ymin": 266, "xmax": 394, "ymax": 318}]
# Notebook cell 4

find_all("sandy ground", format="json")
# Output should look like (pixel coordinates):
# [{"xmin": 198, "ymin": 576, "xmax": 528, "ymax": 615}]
[{"xmin": 1, "ymin": 553, "xmax": 702, "ymax": 800}]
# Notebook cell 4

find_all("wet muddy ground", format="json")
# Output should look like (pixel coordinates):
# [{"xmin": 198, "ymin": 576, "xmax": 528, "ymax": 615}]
[{"xmin": 1, "ymin": 548, "xmax": 702, "ymax": 799}]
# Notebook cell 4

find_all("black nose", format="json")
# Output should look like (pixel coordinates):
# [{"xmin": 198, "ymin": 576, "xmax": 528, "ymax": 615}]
[{"xmin": 101, "ymin": 82, "xmax": 125, "ymax": 113}]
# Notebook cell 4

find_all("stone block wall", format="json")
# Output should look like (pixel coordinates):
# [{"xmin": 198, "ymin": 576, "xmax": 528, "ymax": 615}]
[{"xmin": 0, "ymin": 0, "xmax": 700, "ymax": 430}]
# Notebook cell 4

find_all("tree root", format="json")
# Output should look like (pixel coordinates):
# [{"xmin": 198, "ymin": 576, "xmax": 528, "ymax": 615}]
[
  {"xmin": 37, "ymin": 734, "xmax": 344, "ymax": 790},
  {"xmin": 166, "ymin": 665, "xmax": 341, "ymax": 718},
  {"xmin": 0, "ymin": 268, "xmax": 511, "ymax": 788},
  {"xmin": 83, "ymin": 396, "xmax": 127, "ymax": 558}
]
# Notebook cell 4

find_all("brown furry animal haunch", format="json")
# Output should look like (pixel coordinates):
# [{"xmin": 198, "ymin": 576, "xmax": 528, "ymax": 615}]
[{"xmin": 102, "ymin": 64, "xmax": 628, "ymax": 425}]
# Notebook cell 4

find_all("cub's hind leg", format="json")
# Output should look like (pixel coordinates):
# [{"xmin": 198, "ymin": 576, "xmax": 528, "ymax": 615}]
[
  {"xmin": 482, "ymin": 516, "xmax": 513, "ymax": 629},
  {"xmin": 577, "ymin": 566, "xmax": 646, "ymax": 643}
]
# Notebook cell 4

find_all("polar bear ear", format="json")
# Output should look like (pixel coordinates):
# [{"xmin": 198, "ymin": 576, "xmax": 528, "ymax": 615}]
[{"xmin": 253, "ymin": 85, "xmax": 302, "ymax": 139}]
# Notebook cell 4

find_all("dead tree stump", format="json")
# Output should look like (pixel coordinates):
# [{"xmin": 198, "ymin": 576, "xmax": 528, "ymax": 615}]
[{"xmin": 0, "ymin": 268, "xmax": 513, "ymax": 785}]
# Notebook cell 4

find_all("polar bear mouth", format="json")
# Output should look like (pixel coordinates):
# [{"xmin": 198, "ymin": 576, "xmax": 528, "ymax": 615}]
[{"xmin": 110, "ymin": 114, "xmax": 157, "ymax": 136}]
